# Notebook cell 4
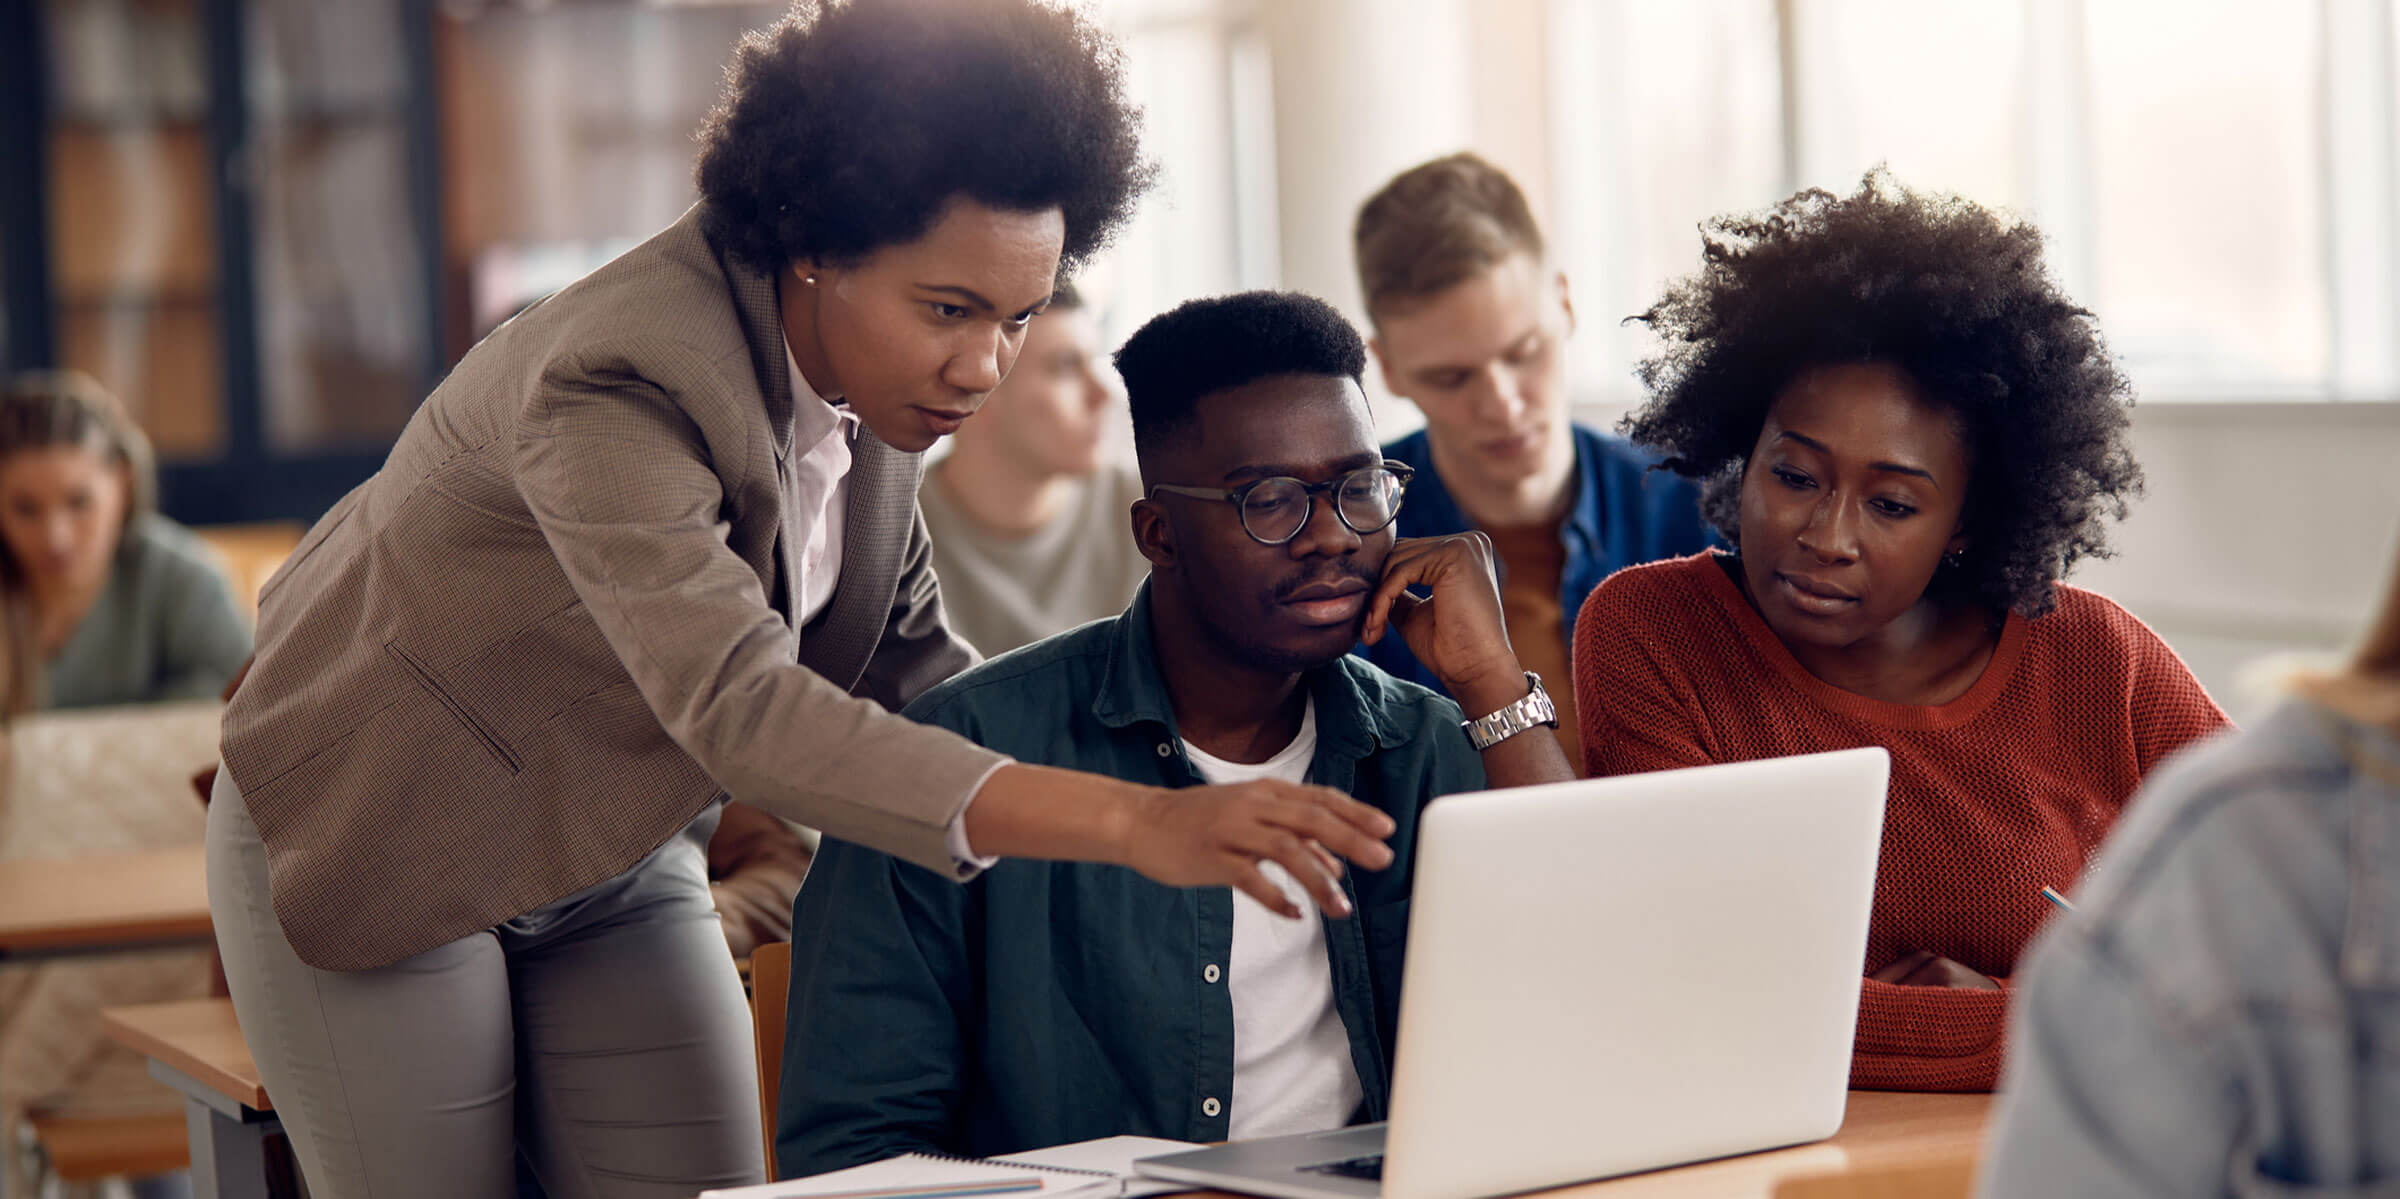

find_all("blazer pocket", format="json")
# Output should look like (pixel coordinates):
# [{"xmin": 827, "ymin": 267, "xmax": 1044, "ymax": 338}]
[{"xmin": 384, "ymin": 639, "xmax": 522, "ymax": 774}]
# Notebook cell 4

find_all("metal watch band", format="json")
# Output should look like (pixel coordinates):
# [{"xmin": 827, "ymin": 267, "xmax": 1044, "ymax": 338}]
[{"xmin": 1462, "ymin": 671, "xmax": 1559, "ymax": 751}]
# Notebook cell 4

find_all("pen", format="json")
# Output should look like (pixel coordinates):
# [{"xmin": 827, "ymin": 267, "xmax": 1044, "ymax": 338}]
[{"xmin": 2039, "ymin": 885, "xmax": 2075, "ymax": 913}]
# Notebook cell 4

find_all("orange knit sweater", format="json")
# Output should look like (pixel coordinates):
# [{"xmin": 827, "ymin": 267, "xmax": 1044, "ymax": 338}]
[{"xmin": 1572, "ymin": 553, "xmax": 2230, "ymax": 1092}]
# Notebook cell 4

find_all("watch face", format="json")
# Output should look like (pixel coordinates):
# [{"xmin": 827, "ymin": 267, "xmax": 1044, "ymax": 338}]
[{"xmin": 1520, "ymin": 673, "xmax": 1558, "ymax": 726}]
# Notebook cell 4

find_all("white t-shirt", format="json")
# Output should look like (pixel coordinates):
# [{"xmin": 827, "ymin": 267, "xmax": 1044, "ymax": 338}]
[{"xmin": 1180, "ymin": 699, "xmax": 1367, "ymax": 1139}]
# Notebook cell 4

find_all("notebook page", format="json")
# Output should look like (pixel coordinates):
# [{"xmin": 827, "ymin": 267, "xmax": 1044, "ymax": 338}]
[{"xmin": 990, "ymin": 1137, "xmax": 1204, "ymax": 1198}]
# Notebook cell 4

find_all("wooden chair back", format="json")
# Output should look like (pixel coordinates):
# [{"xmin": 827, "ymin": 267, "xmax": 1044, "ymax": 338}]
[
  {"xmin": 26, "ymin": 1111, "xmax": 188, "ymax": 1183},
  {"xmin": 749, "ymin": 940, "xmax": 793, "ymax": 1181}
]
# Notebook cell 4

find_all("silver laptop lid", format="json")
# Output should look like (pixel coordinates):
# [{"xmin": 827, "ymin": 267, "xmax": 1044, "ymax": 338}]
[{"xmin": 1380, "ymin": 747, "xmax": 1889, "ymax": 1199}]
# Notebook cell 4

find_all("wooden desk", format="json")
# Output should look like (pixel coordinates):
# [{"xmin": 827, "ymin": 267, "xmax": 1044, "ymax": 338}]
[
  {"xmin": 101, "ymin": 999, "xmax": 291, "ymax": 1199},
  {"xmin": 0, "ymin": 845, "xmax": 213, "ymax": 961},
  {"xmin": 96, "ymin": 991, "xmax": 1984, "ymax": 1199},
  {"xmin": 1540, "ymin": 1092, "xmax": 1987, "ymax": 1198},
  {"xmin": 1179, "ymin": 1093, "xmax": 1987, "ymax": 1199}
]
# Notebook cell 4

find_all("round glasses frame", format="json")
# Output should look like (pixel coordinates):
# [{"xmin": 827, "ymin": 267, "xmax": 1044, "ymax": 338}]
[{"xmin": 1148, "ymin": 461, "xmax": 1416, "ymax": 546}]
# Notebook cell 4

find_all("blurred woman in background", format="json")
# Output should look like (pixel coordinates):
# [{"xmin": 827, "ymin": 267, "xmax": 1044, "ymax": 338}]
[
  {"xmin": 0, "ymin": 369, "xmax": 247, "ymax": 1199},
  {"xmin": 0, "ymin": 370, "xmax": 248, "ymax": 714}
]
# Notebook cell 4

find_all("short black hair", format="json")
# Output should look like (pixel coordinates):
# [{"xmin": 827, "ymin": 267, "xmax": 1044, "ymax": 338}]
[
  {"xmin": 1114, "ymin": 291, "xmax": 1368, "ymax": 468},
  {"xmin": 1625, "ymin": 168, "xmax": 2142, "ymax": 618},
  {"xmin": 695, "ymin": 0, "xmax": 1154, "ymax": 276}
]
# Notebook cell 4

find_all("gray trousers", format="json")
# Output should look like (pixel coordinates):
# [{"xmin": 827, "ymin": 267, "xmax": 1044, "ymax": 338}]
[{"xmin": 205, "ymin": 767, "xmax": 766, "ymax": 1198}]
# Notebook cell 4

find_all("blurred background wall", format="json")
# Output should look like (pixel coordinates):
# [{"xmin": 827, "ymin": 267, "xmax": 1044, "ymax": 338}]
[{"xmin": 2, "ymin": 0, "xmax": 2395, "ymax": 712}]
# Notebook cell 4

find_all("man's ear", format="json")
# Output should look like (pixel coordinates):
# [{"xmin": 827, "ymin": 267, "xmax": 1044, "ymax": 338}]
[
  {"xmin": 1554, "ymin": 269, "xmax": 1577, "ymax": 336},
  {"xmin": 1133, "ymin": 497, "xmax": 1177, "ymax": 572}
]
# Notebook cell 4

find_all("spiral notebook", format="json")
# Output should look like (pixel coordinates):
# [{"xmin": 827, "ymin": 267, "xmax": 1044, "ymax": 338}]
[{"xmin": 700, "ymin": 1135, "xmax": 1203, "ymax": 1199}]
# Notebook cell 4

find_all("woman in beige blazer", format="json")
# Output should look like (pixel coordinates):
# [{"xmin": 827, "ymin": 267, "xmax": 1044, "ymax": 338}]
[{"xmin": 205, "ymin": 3, "xmax": 1396, "ymax": 1195}]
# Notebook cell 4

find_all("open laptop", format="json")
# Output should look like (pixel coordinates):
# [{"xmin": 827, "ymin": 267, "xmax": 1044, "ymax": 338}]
[{"xmin": 1133, "ymin": 747, "xmax": 1890, "ymax": 1199}]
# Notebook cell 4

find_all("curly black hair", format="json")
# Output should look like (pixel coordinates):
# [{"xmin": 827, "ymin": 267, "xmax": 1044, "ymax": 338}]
[
  {"xmin": 695, "ymin": 0, "xmax": 1153, "ymax": 276},
  {"xmin": 1115, "ymin": 291, "xmax": 1367, "ymax": 472},
  {"xmin": 1624, "ymin": 169, "xmax": 2142, "ymax": 618}
]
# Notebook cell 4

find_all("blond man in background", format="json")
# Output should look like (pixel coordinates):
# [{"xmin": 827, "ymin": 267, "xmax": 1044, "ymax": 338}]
[{"xmin": 1354, "ymin": 153, "xmax": 1711, "ymax": 768}]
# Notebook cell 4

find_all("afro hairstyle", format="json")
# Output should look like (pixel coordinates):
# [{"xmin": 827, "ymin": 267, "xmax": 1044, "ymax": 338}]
[
  {"xmin": 1623, "ymin": 168, "xmax": 2143, "ymax": 618},
  {"xmin": 695, "ymin": 0, "xmax": 1153, "ymax": 277}
]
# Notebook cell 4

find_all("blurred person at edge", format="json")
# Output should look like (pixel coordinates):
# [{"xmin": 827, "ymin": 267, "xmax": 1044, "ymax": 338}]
[{"xmin": 1979, "ymin": 536, "xmax": 2400, "ymax": 1195}]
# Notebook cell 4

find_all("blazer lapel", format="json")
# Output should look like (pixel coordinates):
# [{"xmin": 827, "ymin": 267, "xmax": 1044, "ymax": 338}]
[
  {"xmin": 797, "ymin": 430, "xmax": 921, "ymax": 691},
  {"xmin": 706, "ymin": 207, "xmax": 803, "ymax": 613},
  {"xmin": 715, "ymin": 230, "xmax": 797, "ymax": 465}
]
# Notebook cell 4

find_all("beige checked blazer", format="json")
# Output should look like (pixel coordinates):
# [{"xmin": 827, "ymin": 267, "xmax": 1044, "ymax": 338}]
[{"xmin": 219, "ymin": 206, "xmax": 1005, "ymax": 972}]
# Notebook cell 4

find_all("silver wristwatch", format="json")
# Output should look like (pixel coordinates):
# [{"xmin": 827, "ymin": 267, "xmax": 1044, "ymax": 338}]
[{"xmin": 1462, "ymin": 671, "xmax": 1559, "ymax": 750}]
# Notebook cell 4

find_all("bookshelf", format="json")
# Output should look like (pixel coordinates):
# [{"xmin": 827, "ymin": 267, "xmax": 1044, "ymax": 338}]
[{"xmin": 1, "ymin": 0, "xmax": 444, "ymax": 524}]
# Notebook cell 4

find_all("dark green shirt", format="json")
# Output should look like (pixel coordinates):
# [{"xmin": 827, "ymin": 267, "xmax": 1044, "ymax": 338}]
[{"xmin": 776, "ymin": 585, "xmax": 1486, "ymax": 1177}]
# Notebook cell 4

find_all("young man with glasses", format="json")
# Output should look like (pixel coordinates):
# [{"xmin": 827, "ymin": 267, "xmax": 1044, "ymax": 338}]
[{"xmin": 776, "ymin": 291, "xmax": 1572, "ymax": 1175}]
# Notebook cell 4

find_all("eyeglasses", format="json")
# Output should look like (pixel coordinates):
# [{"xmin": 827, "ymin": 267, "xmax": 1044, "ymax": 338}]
[{"xmin": 1149, "ymin": 461, "xmax": 1415, "ymax": 546}]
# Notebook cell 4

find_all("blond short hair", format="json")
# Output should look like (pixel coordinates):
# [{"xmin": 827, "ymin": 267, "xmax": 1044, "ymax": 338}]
[{"xmin": 1353, "ymin": 151, "xmax": 1545, "ymax": 319}]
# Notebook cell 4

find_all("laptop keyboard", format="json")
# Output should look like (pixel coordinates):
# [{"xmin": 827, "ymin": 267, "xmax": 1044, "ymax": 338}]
[{"xmin": 1302, "ymin": 1155, "xmax": 1386, "ymax": 1182}]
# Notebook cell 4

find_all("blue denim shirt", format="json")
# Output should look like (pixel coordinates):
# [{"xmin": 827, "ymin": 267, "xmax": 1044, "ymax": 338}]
[
  {"xmin": 1361, "ymin": 425, "xmax": 1712, "ymax": 697},
  {"xmin": 775, "ymin": 585, "xmax": 1487, "ymax": 1178},
  {"xmin": 1980, "ymin": 701, "xmax": 2400, "ymax": 1197}
]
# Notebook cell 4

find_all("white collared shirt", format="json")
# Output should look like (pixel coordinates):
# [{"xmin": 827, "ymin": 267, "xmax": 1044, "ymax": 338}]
[{"xmin": 784, "ymin": 340, "xmax": 858, "ymax": 627}]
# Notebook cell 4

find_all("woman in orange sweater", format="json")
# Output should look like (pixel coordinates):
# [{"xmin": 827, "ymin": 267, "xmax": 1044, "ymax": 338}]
[{"xmin": 1572, "ymin": 170, "xmax": 2230, "ymax": 1092}]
